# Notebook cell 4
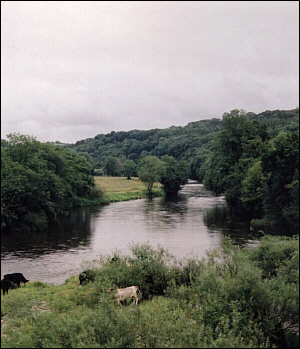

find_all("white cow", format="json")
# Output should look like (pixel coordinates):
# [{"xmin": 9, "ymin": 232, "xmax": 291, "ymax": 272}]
[{"xmin": 109, "ymin": 286, "xmax": 140, "ymax": 306}]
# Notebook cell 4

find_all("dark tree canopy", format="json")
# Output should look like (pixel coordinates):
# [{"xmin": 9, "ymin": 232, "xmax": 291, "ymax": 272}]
[
  {"xmin": 122, "ymin": 159, "xmax": 137, "ymax": 179},
  {"xmin": 202, "ymin": 109, "xmax": 299, "ymax": 231},
  {"xmin": 160, "ymin": 155, "xmax": 189, "ymax": 197},
  {"xmin": 1, "ymin": 134, "xmax": 102, "ymax": 233}
]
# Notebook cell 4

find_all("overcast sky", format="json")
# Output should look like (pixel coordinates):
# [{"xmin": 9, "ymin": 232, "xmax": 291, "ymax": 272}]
[{"xmin": 1, "ymin": 1, "xmax": 299, "ymax": 143}]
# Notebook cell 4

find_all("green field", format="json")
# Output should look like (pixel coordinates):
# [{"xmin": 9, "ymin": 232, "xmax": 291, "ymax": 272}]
[{"xmin": 94, "ymin": 176, "xmax": 163, "ymax": 202}]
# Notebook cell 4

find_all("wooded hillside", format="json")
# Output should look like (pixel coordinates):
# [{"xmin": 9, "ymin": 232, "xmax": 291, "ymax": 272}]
[{"xmin": 66, "ymin": 109, "xmax": 298, "ymax": 181}]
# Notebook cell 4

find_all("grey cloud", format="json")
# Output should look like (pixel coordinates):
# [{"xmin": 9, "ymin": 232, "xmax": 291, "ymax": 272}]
[{"xmin": 1, "ymin": 1, "xmax": 299, "ymax": 143}]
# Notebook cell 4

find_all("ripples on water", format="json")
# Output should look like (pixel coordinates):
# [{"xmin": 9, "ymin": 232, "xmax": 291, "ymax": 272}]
[{"xmin": 1, "ymin": 182, "xmax": 259, "ymax": 285}]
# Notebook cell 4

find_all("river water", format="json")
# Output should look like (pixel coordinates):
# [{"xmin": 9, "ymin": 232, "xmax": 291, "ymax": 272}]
[{"xmin": 1, "ymin": 182, "xmax": 259, "ymax": 285}]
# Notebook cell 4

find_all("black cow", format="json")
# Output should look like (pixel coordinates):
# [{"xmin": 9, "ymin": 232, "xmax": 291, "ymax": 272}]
[
  {"xmin": 4, "ymin": 273, "xmax": 29, "ymax": 288},
  {"xmin": 1, "ymin": 278, "xmax": 12, "ymax": 295},
  {"xmin": 79, "ymin": 270, "xmax": 95, "ymax": 286}
]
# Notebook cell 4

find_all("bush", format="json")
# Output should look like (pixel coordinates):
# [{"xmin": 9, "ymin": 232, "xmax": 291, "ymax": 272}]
[{"xmin": 247, "ymin": 235, "xmax": 299, "ymax": 278}]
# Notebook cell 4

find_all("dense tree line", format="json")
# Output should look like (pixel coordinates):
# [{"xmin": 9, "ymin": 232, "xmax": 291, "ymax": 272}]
[
  {"xmin": 66, "ymin": 109, "xmax": 298, "ymax": 184},
  {"xmin": 202, "ymin": 109, "xmax": 299, "ymax": 232},
  {"xmin": 1, "ymin": 134, "xmax": 102, "ymax": 233},
  {"xmin": 67, "ymin": 118, "xmax": 223, "ymax": 179}
]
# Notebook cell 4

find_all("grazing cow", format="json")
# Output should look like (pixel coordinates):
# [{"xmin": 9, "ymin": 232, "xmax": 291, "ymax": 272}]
[
  {"xmin": 1, "ymin": 278, "xmax": 12, "ymax": 295},
  {"xmin": 79, "ymin": 270, "xmax": 95, "ymax": 286},
  {"xmin": 4, "ymin": 273, "xmax": 29, "ymax": 288},
  {"xmin": 110, "ymin": 286, "xmax": 140, "ymax": 306}
]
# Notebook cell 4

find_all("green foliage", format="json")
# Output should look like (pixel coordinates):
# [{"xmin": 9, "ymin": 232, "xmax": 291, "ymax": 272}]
[
  {"xmin": 202, "ymin": 108, "xmax": 299, "ymax": 230},
  {"xmin": 68, "ymin": 119, "xmax": 222, "ymax": 177},
  {"xmin": 103, "ymin": 156, "xmax": 121, "ymax": 176},
  {"xmin": 1, "ymin": 134, "xmax": 103, "ymax": 233},
  {"xmin": 261, "ymin": 131, "xmax": 299, "ymax": 228},
  {"xmin": 249, "ymin": 108, "xmax": 299, "ymax": 137},
  {"xmin": 67, "ymin": 109, "xmax": 297, "ymax": 185},
  {"xmin": 160, "ymin": 155, "xmax": 189, "ymax": 197},
  {"xmin": 247, "ymin": 235, "xmax": 299, "ymax": 279},
  {"xmin": 241, "ymin": 160, "xmax": 265, "ymax": 217},
  {"xmin": 138, "ymin": 156, "xmax": 164, "ymax": 195},
  {"xmin": 204, "ymin": 109, "xmax": 268, "ymax": 196},
  {"xmin": 2, "ymin": 237, "xmax": 298, "ymax": 348},
  {"xmin": 121, "ymin": 159, "xmax": 137, "ymax": 179},
  {"xmin": 137, "ymin": 155, "xmax": 189, "ymax": 198},
  {"xmin": 93, "ymin": 244, "xmax": 176, "ymax": 300}
]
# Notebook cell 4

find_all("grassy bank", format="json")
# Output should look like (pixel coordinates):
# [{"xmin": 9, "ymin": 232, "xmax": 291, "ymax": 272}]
[
  {"xmin": 1, "ymin": 236, "xmax": 299, "ymax": 348},
  {"xmin": 94, "ymin": 176, "xmax": 164, "ymax": 202}
]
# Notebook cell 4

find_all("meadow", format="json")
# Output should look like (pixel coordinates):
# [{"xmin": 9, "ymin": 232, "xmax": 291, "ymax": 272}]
[{"xmin": 94, "ymin": 176, "xmax": 163, "ymax": 202}]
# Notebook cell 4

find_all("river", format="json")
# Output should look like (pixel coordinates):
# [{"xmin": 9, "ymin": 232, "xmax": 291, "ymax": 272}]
[{"xmin": 1, "ymin": 182, "xmax": 260, "ymax": 285}]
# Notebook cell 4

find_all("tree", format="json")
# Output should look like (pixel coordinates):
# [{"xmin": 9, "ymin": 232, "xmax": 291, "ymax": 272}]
[
  {"xmin": 138, "ymin": 156, "xmax": 163, "ymax": 196},
  {"xmin": 1, "ymin": 134, "xmax": 101, "ymax": 233},
  {"xmin": 160, "ymin": 156, "xmax": 189, "ymax": 197},
  {"xmin": 122, "ymin": 159, "xmax": 136, "ymax": 179},
  {"xmin": 203, "ymin": 109, "xmax": 268, "ymax": 212},
  {"xmin": 261, "ymin": 131, "xmax": 299, "ymax": 229},
  {"xmin": 241, "ymin": 160, "xmax": 264, "ymax": 217},
  {"xmin": 103, "ymin": 156, "xmax": 121, "ymax": 176}
]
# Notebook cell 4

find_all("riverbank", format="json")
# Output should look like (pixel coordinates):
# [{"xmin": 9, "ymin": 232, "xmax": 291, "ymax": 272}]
[
  {"xmin": 94, "ymin": 176, "xmax": 164, "ymax": 202},
  {"xmin": 1, "ymin": 237, "xmax": 298, "ymax": 348}
]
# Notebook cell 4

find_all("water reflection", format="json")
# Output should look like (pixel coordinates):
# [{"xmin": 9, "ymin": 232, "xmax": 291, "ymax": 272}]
[
  {"xmin": 203, "ymin": 205, "xmax": 262, "ymax": 245},
  {"xmin": 142, "ymin": 195, "xmax": 189, "ymax": 227},
  {"xmin": 1, "ymin": 207, "xmax": 98, "ymax": 258}
]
